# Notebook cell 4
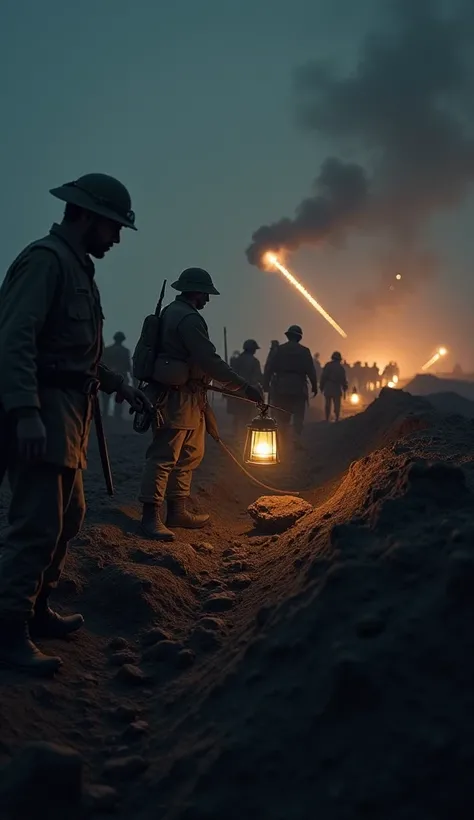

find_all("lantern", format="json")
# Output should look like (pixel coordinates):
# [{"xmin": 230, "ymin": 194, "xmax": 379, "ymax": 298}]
[
  {"xmin": 350, "ymin": 387, "xmax": 360, "ymax": 406},
  {"xmin": 244, "ymin": 409, "xmax": 279, "ymax": 465}
]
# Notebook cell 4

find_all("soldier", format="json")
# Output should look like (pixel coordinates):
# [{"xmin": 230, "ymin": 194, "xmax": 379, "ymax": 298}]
[
  {"xmin": 100, "ymin": 331, "xmax": 133, "ymax": 419},
  {"xmin": 313, "ymin": 352, "xmax": 322, "ymax": 382},
  {"xmin": 229, "ymin": 350, "xmax": 241, "ymax": 369},
  {"xmin": 263, "ymin": 325, "xmax": 317, "ymax": 438},
  {"xmin": 227, "ymin": 340, "xmax": 263, "ymax": 435},
  {"xmin": 264, "ymin": 340, "xmax": 280, "ymax": 405},
  {"xmin": 0, "ymin": 173, "xmax": 151, "ymax": 675},
  {"xmin": 320, "ymin": 351, "xmax": 348, "ymax": 422},
  {"xmin": 139, "ymin": 268, "xmax": 262, "ymax": 541}
]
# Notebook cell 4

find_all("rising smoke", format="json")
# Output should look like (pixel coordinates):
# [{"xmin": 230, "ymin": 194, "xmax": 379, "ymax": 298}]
[{"xmin": 246, "ymin": 0, "xmax": 474, "ymax": 309}]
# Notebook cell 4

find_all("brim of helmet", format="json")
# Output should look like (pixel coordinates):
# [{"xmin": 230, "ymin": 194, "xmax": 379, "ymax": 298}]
[
  {"xmin": 285, "ymin": 332, "xmax": 302, "ymax": 339},
  {"xmin": 171, "ymin": 280, "xmax": 220, "ymax": 295},
  {"xmin": 50, "ymin": 186, "xmax": 137, "ymax": 230}
]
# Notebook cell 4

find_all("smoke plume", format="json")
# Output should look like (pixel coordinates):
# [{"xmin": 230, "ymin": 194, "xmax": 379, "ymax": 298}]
[{"xmin": 246, "ymin": 0, "xmax": 474, "ymax": 307}]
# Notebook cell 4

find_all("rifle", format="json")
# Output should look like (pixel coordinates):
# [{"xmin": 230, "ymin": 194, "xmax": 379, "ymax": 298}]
[
  {"xmin": 93, "ymin": 395, "xmax": 114, "ymax": 496},
  {"xmin": 133, "ymin": 279, "xmax": 167, "ymax": 434}
]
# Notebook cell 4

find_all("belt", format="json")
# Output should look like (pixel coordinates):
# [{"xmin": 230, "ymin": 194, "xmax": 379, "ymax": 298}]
[{"xmin": 37, "ymin": 368, "xmax": 100, "ymax": 396}]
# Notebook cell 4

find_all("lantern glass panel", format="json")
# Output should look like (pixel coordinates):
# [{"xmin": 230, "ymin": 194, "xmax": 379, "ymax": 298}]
[{"xmin": 244, "ymin": 427, "xmax": 279, "ymax": 465}]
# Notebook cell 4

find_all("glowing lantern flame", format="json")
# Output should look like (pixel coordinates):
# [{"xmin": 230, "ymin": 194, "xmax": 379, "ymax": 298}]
[
  {"xmin": 392, "ymin": 374, "xmax": 399, "ymax": 384},
  {"xmin": 244, "ymin": 413, "xmax": 279, "ymax": 465},
  {"xmin": 263, "ymin": 253, "xmax": 347, "ymax": 339},
  {"xmin": 387, "ymin": 381, "xmax": 396, "ymax": 388},
  {"xmin": 421, "ymin": 346, "xmax": 448, "ymax": 372},
  {"xmin": 350, "ymin": 389, "xmax": 360, "ymax": 406}
]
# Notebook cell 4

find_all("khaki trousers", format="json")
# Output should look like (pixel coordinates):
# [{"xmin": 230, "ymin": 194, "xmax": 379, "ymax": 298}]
[
  {"xmin": 0, "ymin": 462, "xmax": 86, "ymax": 620},
  {"xmin": 139, "ymin": 417, "xmax": 206, "ymax": 505}
]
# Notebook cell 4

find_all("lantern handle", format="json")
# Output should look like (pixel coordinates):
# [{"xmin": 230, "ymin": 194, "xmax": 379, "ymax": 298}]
[{"xmin": 206, "ymin": 384, "xmax": 291, "ymax": 414}]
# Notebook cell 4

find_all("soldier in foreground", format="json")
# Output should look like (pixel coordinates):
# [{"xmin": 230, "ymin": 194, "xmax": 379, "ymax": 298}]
[
  {"xmin": 138, "ymin": 268, "xmax": 262, "ymax": 541},
  {"xmin": 100, "ymin": 331, "xmax": 133, "ymax": 419},
  {"xmin": 263, "ymin": 325, "xmax": 317, "ymax": 439},
  {"xmin": 0, "ymin": 174, "xmax": 151, "ymax": 675},
  {"xmin": 227, "ymin": 339, "xmax": 263, "ymax": 435},
  {"xmin": 320, "ymin": 351, "xmax": 348, "ymax": 422}
]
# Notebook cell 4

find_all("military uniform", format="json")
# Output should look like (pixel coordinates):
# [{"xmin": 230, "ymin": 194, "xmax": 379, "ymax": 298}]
[
  {"xmin": 100, "ymin": 335, "xmax": 132, "ymax": 419},
  {"xmin": 0, "ymin": 173, "xmax": 142, "ymax": 674},
  {"xmin": 264, "ymin": 327, "xmax": 317, "ymax": 436},
  {"xmin": 227, "ymin": 342, "xmax": 262, "ymax": 433},
  {"xmin": 139, "ymin": 268, "xmax": 260, "ymax": 541},
  {"xmin": 0, "ymin": 223, "xmax": 123, "ymax": 623},
  {"xmin": 320, "ymin": 356, "xmax": 348, "ymax": 421},
  {"xmin": 140, "ymin": 296, "xmax": 247, "ymax": 505}
]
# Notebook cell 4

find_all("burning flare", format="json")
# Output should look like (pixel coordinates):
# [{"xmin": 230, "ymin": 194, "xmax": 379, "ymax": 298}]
[
  {"xmin": 421, "ymin": 346, "xmax": 448, "ymax": 372},
  {"xmin": 263, "ymin": 253, "xmax": 347, "ymax": 339}
]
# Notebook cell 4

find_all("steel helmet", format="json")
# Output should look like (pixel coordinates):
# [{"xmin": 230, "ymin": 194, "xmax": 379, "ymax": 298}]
[
  {"xmin": 114, "ymin": 331, "xmax": 126, "ymax": 342},
  {"xmin": 243, "ymin": 339, "xmax": 260, "ymax": 352},
  {"xmin": 50, "ymin": 173, "xmax": 136, "ymax": 230},
  {"xmin": 331, "ymin": 351, "xmax": 342, "ymax": 361},
  {"xmin": 171, "ymin": 267, "xmax": 220, "ymax": 295},
  {"xmin": 285, "ymin": 324, "xmax": 303, "ymax": 339}
]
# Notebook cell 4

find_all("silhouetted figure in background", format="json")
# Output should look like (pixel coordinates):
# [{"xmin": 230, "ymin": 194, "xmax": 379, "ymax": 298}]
[
  {"xmin": 320, "ymin": 351, "xmax": 348, "ymax": 422},
  {"xmin": 264, "ymin": 340, "xmax": 280, "ymax": 404},
  {"xmin": 313, "ymin": 352, "xmax": 322, "ymax": 383},
  {"xmin": 101, "ymin": 331, "xmax": 132, "ymax": 419},
  {"xmin": 230, "ymin": 350, "xmax": 240, "ymax": 370},
  {"xmin": 264, "ymin": 325, "xmax": 317, "ymax": 441},
  {"xmin": 228, "ymin": 340, "xmax": 263, "ymax": 435}
]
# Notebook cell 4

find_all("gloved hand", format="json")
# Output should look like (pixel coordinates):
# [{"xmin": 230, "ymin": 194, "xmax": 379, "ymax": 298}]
[
  {"xmin": 244, "ymin": 384, "xmax": 263, "ymax": 404},
  {"xmin": 16, "ymin": 409, "xmax": 47, "ymax": 461},
  {"xmin": 117, "ymin": 383, "xmax": 153, "ymax": 414}
]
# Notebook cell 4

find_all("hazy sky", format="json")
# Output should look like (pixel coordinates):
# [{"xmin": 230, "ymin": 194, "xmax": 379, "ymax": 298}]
[{"xmin": 1, "ymin": 0, "xmax": 473, "ymax": 376}]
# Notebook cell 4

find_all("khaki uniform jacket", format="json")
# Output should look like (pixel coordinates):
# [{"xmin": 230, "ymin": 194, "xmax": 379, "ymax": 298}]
[
  {"xmin": 155, "ymin": 295, "xmax": 247, "ymax": 429},
  {"xmin": 0, "ymin": 223, "xmax": 123, "ymax": 468},
  {"xmin": 320, "ymin": 360, "xmax": 348, "ymax": 397},
  {"xmin": 263, "ymin": 340, "xmax": 317, "ymax": 398},
  {"xmin": 103, "ymin": 343, "xmax": 132, "ymax": 379},
  {"xmin": 233, "ymin": 352, "xmax": 262, "ymax": 387}
]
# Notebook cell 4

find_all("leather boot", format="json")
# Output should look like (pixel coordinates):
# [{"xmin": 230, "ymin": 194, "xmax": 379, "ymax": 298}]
[
  {"xmin": 0, "ymin": 621, "xmax": 62, "ymax": 675},
  {"xmin": 140, "ymin": 503, "xmax": 175, "ymax": 541},
  {"xmin": 30, "ymin": 594, "xmax": 84, "ymax": 640},
  {"xmin": 166, "ymin": 498, "xmax": 209, "ymax": 529}
]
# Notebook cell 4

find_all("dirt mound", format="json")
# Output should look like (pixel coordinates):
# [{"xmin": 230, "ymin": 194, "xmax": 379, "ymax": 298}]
[
  {"xmin": 296, "ymin": 387, "xmax": 435, "ymax": 497},
  {"xmin": 144, "ymin": 412, "xmax": 474, "ymax": 820},
  {"xmin": 424, "ymin": 391, "xmax": 474, "ymax": 418},
  {"xmin": 406, "ymin": 373, "xmax": 474, "ymax": 402}
]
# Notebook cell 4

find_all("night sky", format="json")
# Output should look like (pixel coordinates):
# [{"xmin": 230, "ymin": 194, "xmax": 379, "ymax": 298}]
[{"xmin": 1, "ymin": 0, "xmax": 473, "ymax": 376}]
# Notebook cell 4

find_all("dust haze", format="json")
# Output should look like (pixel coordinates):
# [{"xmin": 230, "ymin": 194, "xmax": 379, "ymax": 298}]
[{"xmin": 246, "ymin": 0, "xmax": 474, "ymax": 310}]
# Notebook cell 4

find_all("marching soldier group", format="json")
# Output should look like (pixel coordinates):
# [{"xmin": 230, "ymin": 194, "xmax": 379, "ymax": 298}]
[{"xmin": 0, "ymin": 172, "xmax": 353, "ymax": 676}]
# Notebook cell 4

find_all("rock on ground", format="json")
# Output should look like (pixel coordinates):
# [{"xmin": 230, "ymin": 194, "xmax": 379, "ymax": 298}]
[{"xmin": 247, "ymin": 495, "xmax": 313, "ymax": 533}]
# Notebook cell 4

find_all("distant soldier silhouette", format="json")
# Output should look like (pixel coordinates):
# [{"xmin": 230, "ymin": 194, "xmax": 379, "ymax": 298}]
[
  {"xmin": 100, "ymin": 331, "xmax": 132, "ymax": 419},
  {"xmin": 264, "ymin": 340, "xmax": 280, "ymax": 404},
  {"xmin": 264, "ymin": 325, "xmax": 317, "ymax": 440},
  {"xmin": 227, "ymin": 340, "xmax": 263, "ymax": 435},
  {"xmin": 313, "ymin": 352, "xmax": 322, "ymax": 382},
  {"xmin": 320, "ymin": 351, "xmax": 348, "ymax": 422},
  {"xmin": 229, "ymin": 350, "xmax": 240, "ymax": 370}
]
